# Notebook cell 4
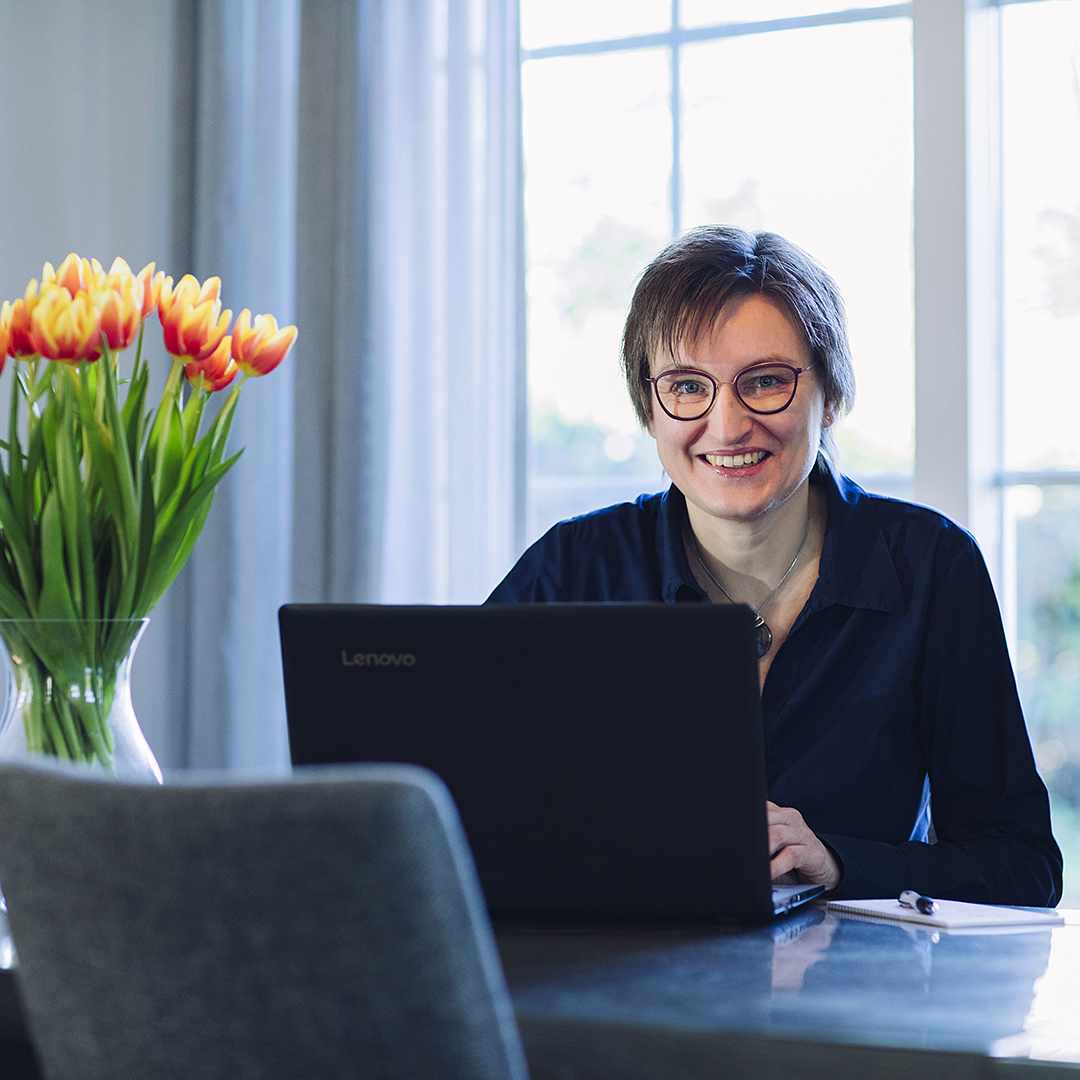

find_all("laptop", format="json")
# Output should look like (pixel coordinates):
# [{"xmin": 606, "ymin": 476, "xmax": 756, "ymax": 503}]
[{"xmin": 279, "ymin": 603, "xmax": 822, "ymax": 924}]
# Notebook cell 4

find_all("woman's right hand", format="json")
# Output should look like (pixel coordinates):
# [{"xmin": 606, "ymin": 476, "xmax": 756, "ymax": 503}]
[{"xmin": 767, "ymin": 801, "xmax": 842, "ymax": 891}]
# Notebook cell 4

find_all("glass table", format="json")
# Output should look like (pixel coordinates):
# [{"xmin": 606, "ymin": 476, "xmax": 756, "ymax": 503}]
[
  {"xmin": 496, "ymin": 905, "xmax": 1080, "ymax": 1078},
  {"xmin": 1, "ymin": 904, "xmax": 1077, "ymax": 1078}
]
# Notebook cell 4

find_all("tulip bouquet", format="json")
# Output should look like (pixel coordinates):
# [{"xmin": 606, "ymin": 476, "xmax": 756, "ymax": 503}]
[{"xmin": 0, "ymin": 254, "xmax": 296, "ymax": 767}]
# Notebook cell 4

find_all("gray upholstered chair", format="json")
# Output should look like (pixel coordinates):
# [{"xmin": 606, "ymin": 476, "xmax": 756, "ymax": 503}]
[{"xmin": 0, "ymin": 761, "xmax": 529, "ymax": 1080}]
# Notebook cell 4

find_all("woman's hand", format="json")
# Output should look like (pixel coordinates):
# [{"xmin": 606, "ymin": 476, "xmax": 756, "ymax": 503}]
[{"xmin": 767, "ymin": 801, "xmax": 842, "ymax": 891}]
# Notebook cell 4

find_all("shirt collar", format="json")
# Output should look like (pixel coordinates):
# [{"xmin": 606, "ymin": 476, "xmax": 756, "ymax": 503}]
[
  {"xmin": 810, "ymin": 466, "xmax": 906, "ymax": 615},
  {"xmin": 655, "ymin": 487, "xmax": 708, "ymax": 603},
  {"xmin": 653, "ymin": 467, "xmax": 906, "ymax": 614}
]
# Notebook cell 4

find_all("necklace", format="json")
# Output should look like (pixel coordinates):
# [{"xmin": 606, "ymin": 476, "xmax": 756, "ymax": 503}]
[{"xmin": 688, "ymin": 516, "xmax": 810, "ymax": 659}]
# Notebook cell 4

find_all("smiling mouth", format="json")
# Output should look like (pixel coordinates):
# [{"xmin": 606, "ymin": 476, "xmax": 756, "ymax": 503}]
[{"xmin": 703, "ymin": 451, "xmax": 768, "ymax": 469}]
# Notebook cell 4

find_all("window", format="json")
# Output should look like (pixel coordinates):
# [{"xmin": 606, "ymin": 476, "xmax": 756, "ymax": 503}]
[
  {"xmin": 520, "ymin": 0, "xmax": 1080, "ymax": 903},
  {"xmin": 1001, "ymin": 0, "xmax": 1080, "ymax": 903},
  {"xmin": 521, "ymin": 3, "xmax": 914, "ymax": 540}
]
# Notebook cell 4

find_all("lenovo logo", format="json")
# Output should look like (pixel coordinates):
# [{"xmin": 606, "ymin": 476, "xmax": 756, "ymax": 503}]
[{"xmin": 341, "ymin": 651, "xmax": 416, "ymax": 668}]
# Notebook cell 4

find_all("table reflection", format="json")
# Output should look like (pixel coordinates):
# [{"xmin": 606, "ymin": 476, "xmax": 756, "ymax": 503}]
[
  {"xmin": 498, "ymin": 905, "xmax": 1061, "ymax": 1057},
  {"xmin": 1013, "ymin": 911, "xmax": 1080, "ymax": 1064},
  {"xmin": 770, "ymin": 908, "xmax": 838, "ymax": 992},
  {"xmin": 0, "ymin": 909, "xmax": 12, "ymax": 971},
  {"xmin": 765, "ymin": 909, "xmax": 1052, "ymax": 1051}
]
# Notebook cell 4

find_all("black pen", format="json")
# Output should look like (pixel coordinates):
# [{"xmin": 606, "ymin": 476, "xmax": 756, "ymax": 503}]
[{"xmin": 898, "ymin": 889, "xmax": 938, "ymax": 915}]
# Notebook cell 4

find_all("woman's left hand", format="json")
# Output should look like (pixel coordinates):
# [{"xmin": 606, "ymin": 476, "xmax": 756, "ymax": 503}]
[{"xmin": 767, "ymin": 801, "xmax": 842, "ymax": 891}]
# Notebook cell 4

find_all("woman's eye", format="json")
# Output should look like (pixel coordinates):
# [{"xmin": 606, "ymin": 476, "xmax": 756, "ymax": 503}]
[
  {"xmin": 739, "ymin": 367, "xmax": 795, "ymax": 396},
  {"xmin": 674, "ymin": 379, "xmax": 705, "ymax": 396}
]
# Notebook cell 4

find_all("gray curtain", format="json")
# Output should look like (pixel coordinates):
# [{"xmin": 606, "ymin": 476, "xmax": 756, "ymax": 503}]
[
  {"xmin": 292, "ymin": 0, "xmax": 525, "ymax": 608},
  {"xmin": 161, "ymin": 0, "xmax": 523, "ymax": 769},
  {"xmin": 160, "ymin": 0, "xmax": 300, "ymax": 772}
]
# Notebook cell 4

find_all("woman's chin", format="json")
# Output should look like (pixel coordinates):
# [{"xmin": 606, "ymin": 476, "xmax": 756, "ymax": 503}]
[
  {"xmin": 686, "ymin": 491, "xmax": 780, "ymax": 526},
  {"xmin": 680, "ymin": 470, "xmax": 810, "ymax": 527}
]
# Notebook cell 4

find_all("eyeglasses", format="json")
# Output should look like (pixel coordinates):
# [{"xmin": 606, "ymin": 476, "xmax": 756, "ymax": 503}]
[{"xmin": 648, "ymin": 361, "xmax": 817, "ymax": 421}]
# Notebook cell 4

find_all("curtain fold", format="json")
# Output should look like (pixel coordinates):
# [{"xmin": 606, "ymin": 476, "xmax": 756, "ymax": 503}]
[
  {"xmin": 297, "ymin": 0, "xmax": 524, "ymax": 607},
  {"xmin": 293, "ymin": 0, "xmax": 385, "ymax": 605},
  {"xmin": 373, "ymin": 0, "xmax": 525, "ymax": 603},
  {"xmin": 162, "ymin": 0, "xmax": 523, "ymax": 768},
  {"xmin": 168, "ymin": 0, "xmax": 301, "ymax": 770}
]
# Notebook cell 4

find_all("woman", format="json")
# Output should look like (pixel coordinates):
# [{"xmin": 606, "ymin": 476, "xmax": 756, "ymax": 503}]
[{"xmin": 489, "ymin": 226, "xmax": 1062, "ymax": 906}]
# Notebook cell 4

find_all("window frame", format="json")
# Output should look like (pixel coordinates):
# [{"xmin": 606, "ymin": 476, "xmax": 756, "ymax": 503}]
[{"xmin": 520, "ymin": 0, "xmax": 1059, "ymax": 599}]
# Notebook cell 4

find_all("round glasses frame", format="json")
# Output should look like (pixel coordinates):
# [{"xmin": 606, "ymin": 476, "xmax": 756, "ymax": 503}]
[{"xmin": 647, "ymin": 360, "xmax": 817, "ymax": 421}]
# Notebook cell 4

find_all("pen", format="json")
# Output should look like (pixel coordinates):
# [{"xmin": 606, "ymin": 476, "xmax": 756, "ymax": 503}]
[{"xmin": 898, "ymin": 889, "xmax": 938, "ymax": 915}]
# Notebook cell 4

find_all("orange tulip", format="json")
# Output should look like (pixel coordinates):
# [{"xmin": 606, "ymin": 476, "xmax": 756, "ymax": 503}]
[
  {"xmin": 185, "ymin": 334, "xmax": 237, "ymax": 391},
  {"xmin": 99, "ymin": 256, "xmax": 131, "ymax": 290},
  {"xmin": 42, "ymin": 253, "xmax": 97, "ymax": 297},
  {"xmin": 158, "ymin": 274, "xmax": 231, "ymax": 360},
  {"xmin": 2, "ymin": 289, "xmax": 40, "ymax": 358},
  {"xmin": 97, "ymin": 275, "xmax": 143, "ymax": 351},
  {"xmin": 137, "ymin": 262, "xmax": 165, "ymax": 318},
  {"xmin": 88, "ymin": 258, "xmax": 110, "ymax": 289},
  {"xmin": 158, "ymin": 273, "xmax": 221, "ymax": 319},
  {"xmin": 0, "ymin": 315, "xmax": 8, "ymax": 374},
  {"xmin": 230, "ymin": 309, "xmax": 298, "ymax": 377},
  {"xmin": 30, "ymin": 285, "xmax": 101, "ymax": 362}
]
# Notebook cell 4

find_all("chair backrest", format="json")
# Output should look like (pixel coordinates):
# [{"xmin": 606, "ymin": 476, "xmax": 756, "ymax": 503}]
[{"xmin": 0, "ymin": 761, "xmax": 529, "ymax": 1080}]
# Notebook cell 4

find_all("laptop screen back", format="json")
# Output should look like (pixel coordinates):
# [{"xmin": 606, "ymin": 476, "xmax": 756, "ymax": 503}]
[{"xmin": 280, "ymin": 602, "xmax": 773, "ymax": 922}]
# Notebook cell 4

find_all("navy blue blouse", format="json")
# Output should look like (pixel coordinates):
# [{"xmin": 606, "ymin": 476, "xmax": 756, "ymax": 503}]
[{"xmin": 488, "ymin": 468, "xmax": 1063, "ymax": 906}]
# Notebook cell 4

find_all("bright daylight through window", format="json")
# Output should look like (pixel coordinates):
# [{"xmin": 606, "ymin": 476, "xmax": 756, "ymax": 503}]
[
  {"xmin": 521, "ymin": 1, "xmax": 912, "ymax": 539},
  {"xmin": 1002, "ymin": 0, "xmax": 1080, "ymax": 906},
  {"xmin": 520, "ymin": 0, "xmax": 1080, "ymax": 904}
]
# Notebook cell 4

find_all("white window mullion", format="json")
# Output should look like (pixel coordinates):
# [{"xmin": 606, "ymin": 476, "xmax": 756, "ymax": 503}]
[
  {"xmin": 671, "ymin": 0, "xmax": 681, "ymax": 236},
  {"xmin": 913, "ymin": 0, "xmax": 971, "ymax": 526},
  {"xmin": 913, "ymin": 0, "xmax": 1004, "ymax": 591},
  {"xmin": 966, "ymin": 2, "xmax": 1005, "ymax": 589}
]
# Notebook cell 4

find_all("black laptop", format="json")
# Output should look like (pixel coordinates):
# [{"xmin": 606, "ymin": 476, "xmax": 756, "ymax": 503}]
[{"xmin": 279, "ymin": 603, "xmax": 822, "ymax": 923}]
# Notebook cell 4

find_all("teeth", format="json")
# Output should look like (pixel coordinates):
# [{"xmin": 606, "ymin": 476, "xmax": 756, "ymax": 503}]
[{"xmin": 705, "ymin": 451, "xmax": 765, "ymax": 468}]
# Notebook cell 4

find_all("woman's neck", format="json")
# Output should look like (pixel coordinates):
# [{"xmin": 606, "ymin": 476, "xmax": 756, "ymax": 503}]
[{"xmin": 685, "ymin": 481, "xmax": 816, "ymax": 602}]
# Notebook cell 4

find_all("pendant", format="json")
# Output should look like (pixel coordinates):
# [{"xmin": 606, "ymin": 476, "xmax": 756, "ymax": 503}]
[{"xmin": 753, "ymin": 614, "xmax": 772, "ymax": 659}]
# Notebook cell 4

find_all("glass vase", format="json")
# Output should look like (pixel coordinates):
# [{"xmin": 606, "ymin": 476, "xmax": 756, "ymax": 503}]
[{"xmin": 0, "ymin": 618, "xmax": 162, "ymax": 783}]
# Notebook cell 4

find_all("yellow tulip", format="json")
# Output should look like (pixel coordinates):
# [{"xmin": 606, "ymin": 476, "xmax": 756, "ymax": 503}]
[
  {"xmin": 2, "ymin": 289, "xmax": 39, "ymax": 358},
  {"xmin": 185, "ymin": 334, "xmax": 237, "ymax": 391},
  {"xmin": 97, "ymin": 276, "xmax": 143, "ymax": 352},
  {"xmin": 136, "ymin": 263, "xmax": 165, "ymax": 318},
  {"xmin": 158, "ymin": 274, "xmax": 231, "ymax": 360},
  {"xmin": 43, "ymin": 253, "xmax": 94, "ymax": 297},
  {"xmin": 30, "ymin": 284, "xmax": 101, "ymax": 362},
  {"xmin": 100, "ymin": 257, "xmax": 133, "ymax": 295},
  {"xmin": 229, "ymin": 309, "xmax": 298, "ymax": 377}
]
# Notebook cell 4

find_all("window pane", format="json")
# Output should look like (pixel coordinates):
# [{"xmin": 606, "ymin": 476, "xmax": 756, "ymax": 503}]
[
  {"xmin": 680, "ymin": 18, "xmax": 914, "ymax": 484},
  {"xmin": 1002, "ymin": 1, "xmax": 1080, "ymax": 907},
  {"xmin": 1002, "ymin": 1, "xmax": 1080, "ymax": 471},
  {"xmin": 1009, "ymin": 484, "xmax": 1080, "ymax": 905},
  {"xmin": 520, "ymin": 0, "xmax": 670, "ymax": 51},
  {"xmin": 681, "ymin": 1, "xmax": 901, "ymax": 28},
  {"xmin": 522, "ymin": 50, "xmax": 671, "ymax": 539}
]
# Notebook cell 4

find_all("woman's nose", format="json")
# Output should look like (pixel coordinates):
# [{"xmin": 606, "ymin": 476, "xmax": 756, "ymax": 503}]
[{"xmin": 706, "ymin": 381, "xmax": 753, "ymax": 442}]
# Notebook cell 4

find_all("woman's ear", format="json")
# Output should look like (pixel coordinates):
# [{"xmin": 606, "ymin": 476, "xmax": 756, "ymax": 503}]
[{"xmin": 822, "ymin": 403, "xmax": 835, "ymax": 429}]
